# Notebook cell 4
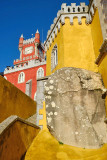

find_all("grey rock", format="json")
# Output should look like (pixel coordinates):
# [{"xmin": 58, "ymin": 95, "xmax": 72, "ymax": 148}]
[{"xmin": 45, "ymin": 67, "xmax": 107, "ymax": 149}]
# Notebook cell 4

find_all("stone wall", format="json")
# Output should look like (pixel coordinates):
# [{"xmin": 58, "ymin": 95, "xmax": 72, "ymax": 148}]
[
  {"xmin": 45, "ymin": 67, "xmax": 107, "ymax": 149},
  {"xmin": 36, "ymin": 77, "xmax": 48, "ymax": 128}
]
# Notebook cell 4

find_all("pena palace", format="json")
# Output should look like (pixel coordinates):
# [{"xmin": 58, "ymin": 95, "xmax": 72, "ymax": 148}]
[{"xmin": 4, "ymin": 30, "xmax": 46, "ymax": 100}]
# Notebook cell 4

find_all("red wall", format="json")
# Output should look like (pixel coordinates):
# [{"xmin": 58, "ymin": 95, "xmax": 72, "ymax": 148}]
[{"xmin": 4, "ymin": 64, "xmax": 46, "ymax": 100}]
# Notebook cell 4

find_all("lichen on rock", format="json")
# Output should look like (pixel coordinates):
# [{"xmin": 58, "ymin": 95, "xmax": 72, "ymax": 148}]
[{"xmin": 44, "ymin": 67, "xmax": 107, "ymax": 149}]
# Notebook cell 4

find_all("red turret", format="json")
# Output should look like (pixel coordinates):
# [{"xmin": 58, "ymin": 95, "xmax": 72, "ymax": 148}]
[
  {"xmin": 35, "ymin": 30, "xmax": 40, "ymax": 44},
  {"xmin": 19, "ymin": 34, "xmax": 24, "ymax": 49}
]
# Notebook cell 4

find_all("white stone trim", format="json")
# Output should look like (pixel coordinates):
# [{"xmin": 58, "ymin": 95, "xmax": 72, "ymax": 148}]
[
  {"xmin": 23, "ymin": 37, "xmax": 35, "ymax": 45},
  {"xmin": 18, "ymin": 72, "xmax": 25, "ymax": 83},
  {"xmin": 34, "ymin": 92, "xmax": 37, "ymax": 101},
  {"xmin": 51, "ymin": 44, "xmax": 58, "ymax": 71},
  {"xmin": 4, "ymin": 76, "xmax": 7, "ymax": 80},
  {"xmin": 4, "ymin": 60, "xmax": 46, "ymax": 74},
  {"xmin": 36, "ymin": 67, "xmax": 44, "ymax": 79},
  {"xmin": 95, "ymin": 38, "xmax": 107, "ymax": 64},
  {"xmin": 88, "ymin": 0, "xmax": 97, "ymax": 23}
]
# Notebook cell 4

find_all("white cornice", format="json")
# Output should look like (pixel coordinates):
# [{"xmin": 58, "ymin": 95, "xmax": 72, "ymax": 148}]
[{"xmin": 4, "ymin": 60, "xmax": 46, "ymax": 74}]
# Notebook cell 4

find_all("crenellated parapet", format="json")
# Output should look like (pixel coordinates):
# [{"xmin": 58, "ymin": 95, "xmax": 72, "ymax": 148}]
[
  {"xmin": 61, "ymin": 3, "xmax": 88, "ymax": 13},
  {"xmin": 44, "ymin": 1, "xmax": 97, "ymax": 52},
  {"xmin": 88, "ymin": 0, "xmax": 97, "ymax": 22},
  {"xmin": 23, "ymin": 37, "xmax": 35, "ymax": 45},
  {"xmin": 4, "ymin": 60, "xmax": 46, "ymax": 74}
]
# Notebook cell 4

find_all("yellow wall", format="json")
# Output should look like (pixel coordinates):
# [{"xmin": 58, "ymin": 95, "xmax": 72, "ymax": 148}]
[
  {"xmin": 91, "ymin": 9, "xmax": 107, "ymax": 114},
  {"xmin": 91, "ymin": 9, "xmax": 103, "ymax": 59},
  {"xmin": 46, "ymin": 18, "xmax": 98, "ymax": 76},
  {"xmin": 25, "ymin": 129, "xmax": 107, "ymax": 160},
  {"xmin": 0, "ymin": 119, "xmax": 40, "ymax": 160},
  {"xmin": 46, "ymin": 7, "xmax": 107, "ymax": 114},
  {"xmin": 0, "ymin": 76, "xmax": 36, "ymax": 122},
  {"xmin": 63, "ymin": 18, "xmax": 98, "ymax": 72},
  {"xmin": 46, "ymin": 23, "xmax": 64, "ymax": 76}
]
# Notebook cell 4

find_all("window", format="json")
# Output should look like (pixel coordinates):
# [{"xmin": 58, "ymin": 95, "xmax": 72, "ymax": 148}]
[
  {"xmin": 18, "ymin": 72, "xmax": 25, "ymax": 83},
  {"xmin": 51, "ymin": 45, "xmax": 58, "ymax": 70},
  {"xmin": 37, "ymin": 67, "xmax": 44, "ymax": 79}
]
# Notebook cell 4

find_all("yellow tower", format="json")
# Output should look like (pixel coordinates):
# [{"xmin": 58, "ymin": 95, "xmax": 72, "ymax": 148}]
[
  {"xmin": 44, "ymin": 0, "xmax": 107, "ymax": 111},
  {"xmin": 45, "ymin": 2, "xmax": 99, "ymax": 76},
  {"xmin": 45, "ymin": 0, "xmax": 107, "ymax": 79}
]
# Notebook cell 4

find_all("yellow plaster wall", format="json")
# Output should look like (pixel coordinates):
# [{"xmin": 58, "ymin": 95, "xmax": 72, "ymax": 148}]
[
  {"xmin": 91, "ymin": 9, "xmax": 103, "ymax": 59},
  {"xmin": 91, "ymin": 9, "xmax": 107, "ymax": 114},
  {"xmin": 25, "ymin": 129, "xmax": 107, "ymax": 160},
  {"xmin": 0, "ymin": 120, "xmax": 40, "ymax": 160},
  {"xmin": 46, "ymin": 17, "xmax": 98, "ymax": 76},
  {"xmin": 46, "ymin": 23, "xmax": 64, "ymax": 76},
  {"xmin": 39, "ymin": 101, "xmax": 47, "ymax": 129},
  {"xmin": 63, "ymin": 18, "xmax": 98, "ymax": 72},
  {"xmin": 0, "ymin": 76, "xmax": 36, "ymax": 122}
]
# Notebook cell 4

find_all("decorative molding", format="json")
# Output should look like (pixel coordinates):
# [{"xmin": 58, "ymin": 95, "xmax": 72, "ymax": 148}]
[
  {"xmin": 4, "ymin": 60, "xmax": 46, "ymax": 74},
  {"xmin": 44, "ymin": 1, "xmax": 98, "ymax": 52},
  {"xmin": 36, "ymin": 67, "xmax": 44, "ymax": 79},
  {"xmin": 18, "ymin": 72, "xmax": 25, "ymax": 83},
  {"xmin": 95, "ymin": 38, "xmax": 107, "ymax": 65}
]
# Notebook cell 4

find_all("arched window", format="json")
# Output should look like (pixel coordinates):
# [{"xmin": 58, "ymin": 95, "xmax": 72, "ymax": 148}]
[
  {"xmin": 51, "ymin": 45, "xmax": 58, "ymax": 71},
  {"xmin": 18, "ymin": 72, "xmax": 25, "ymax": 83},
  {"xmin": 37, "ymin": 67, "xmax": 44, "ymax": 79}
]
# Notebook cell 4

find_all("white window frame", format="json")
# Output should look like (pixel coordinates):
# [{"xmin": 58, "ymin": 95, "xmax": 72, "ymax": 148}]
[
  {"xmin": 34, "ymin": 92, "xmax": 37, "ymax": 101},
  {"xmin": 18, "ymin": 72, "xmax": 25, "ymax": 83},
  {"xmin": 51, "ymin": 44, "xmax": 58, "ymax": 71},
  {"xmin": 37, "ymin": 67, "xmax": 44, "ymax": 79}
]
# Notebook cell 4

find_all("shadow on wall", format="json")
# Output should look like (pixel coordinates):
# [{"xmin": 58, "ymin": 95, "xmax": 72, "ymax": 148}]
[
  {"xmin": 0, "ymin": 76, "xmax": 36, "ymax": 123},
  {"xmin": 0, "ymin": 116, "xmax": 40, "ymax": 160}
]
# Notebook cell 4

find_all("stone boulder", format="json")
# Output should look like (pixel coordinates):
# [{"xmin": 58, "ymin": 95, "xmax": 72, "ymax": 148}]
[{"xmin": 44, "ymin": 67, "xmax": 107, "ymax": 149}]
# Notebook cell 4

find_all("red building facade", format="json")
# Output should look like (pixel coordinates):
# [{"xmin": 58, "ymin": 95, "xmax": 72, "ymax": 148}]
[{"xmin": 4, "ymin": 30, "xmax": 46, "ymax": 100}]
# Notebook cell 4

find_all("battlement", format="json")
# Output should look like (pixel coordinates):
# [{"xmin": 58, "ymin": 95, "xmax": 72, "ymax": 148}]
[
  {"xmin": 19, "ymin": 30, "xmax": 40, "ymax": 47},
  {"xmin": 4, "ymin": 60, "xmax": 46, "ymax": 74},
  {"xmin": 14, "ymin": 54, "xmax": 38, "ymax": 65},
  {"xmin": 61, "ymin": 3, "xmax": 88, "ymax": 13},
  {"xmin": 44, "ymin": 1, "xmax": 97, "ymax": 52},
  {"xmin": 23, "ymin": 37, "xmax": 35, "ymax": 45}
]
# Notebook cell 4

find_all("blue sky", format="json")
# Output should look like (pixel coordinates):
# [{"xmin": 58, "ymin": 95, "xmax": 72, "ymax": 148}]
[{"xmin": 0, "ymin": 0, "xmax": 89, "ymax": 72}]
